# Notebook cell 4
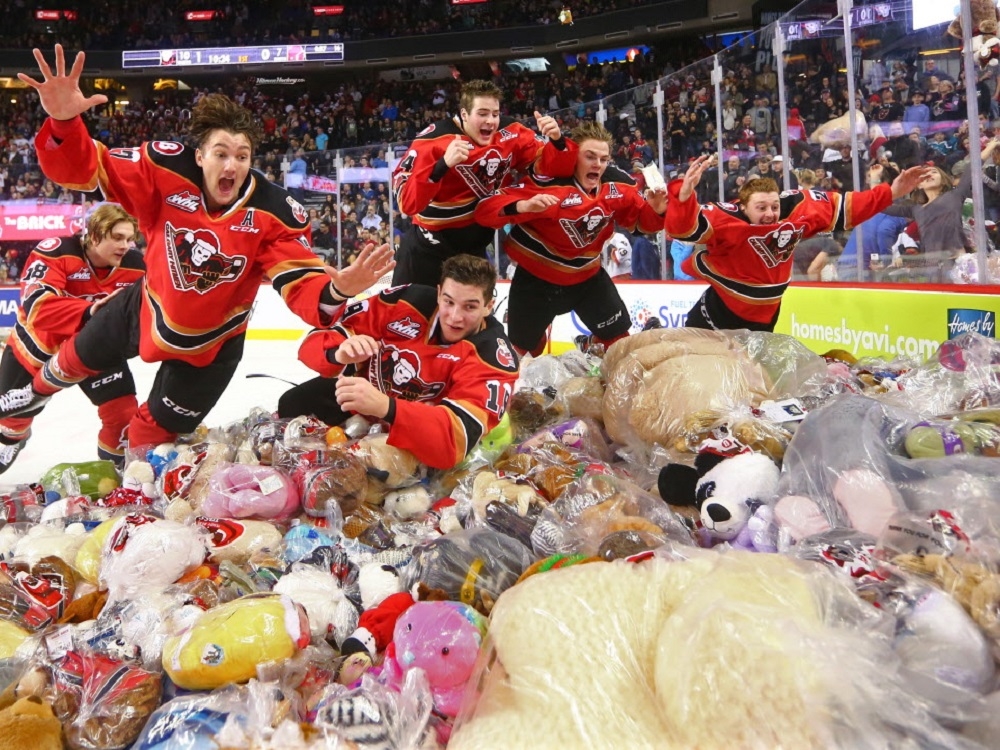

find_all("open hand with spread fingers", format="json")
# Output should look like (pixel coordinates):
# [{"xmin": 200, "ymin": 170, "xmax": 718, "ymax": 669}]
[
  {"xmin": 325, "ymin": 242, "xmax": 396, "ymax": 299},
  {"xmin": 17, "ymin": 44, "xmax": 108, "ymax": 121}
]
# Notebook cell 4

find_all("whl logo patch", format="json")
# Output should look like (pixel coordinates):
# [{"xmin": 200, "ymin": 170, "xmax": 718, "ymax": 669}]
[
  {"xmin": 947, "ymin": 309, "xmax": 995, "ymax": 339},
  {"xmin": 387, "ymin": 316, "xmax": 421, "ymax": 339},
  {"xmin": 167, "ymin": 191, "xmax": 200, "ymax": 213}
]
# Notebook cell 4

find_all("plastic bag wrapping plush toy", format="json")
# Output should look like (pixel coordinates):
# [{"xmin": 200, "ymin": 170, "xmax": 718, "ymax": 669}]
[
  {"xmin": 947, "ymin": 0, "xmax": 1000, "ymax": 67},
  {"xmin": 378, "ymin": 600, "xmax": 488, "ymax": 744},
  {"xmin": 7, "ymin": 630, "xmax": 163, "ymax": 750},
  {"xmin": 600, "ymin": 328, "xmax": 823, "ymax": 453},
  {"xmin": 795, "ymin": 527, "xmax": 999, "ymax": 721},
  {"xmin": 449, "ymin": 550, "xmax": 980, "ymax": 750},
  {"xmin": 773, "ymin": 394, "xmax": 1000, "ymax": 546},
  {"xmin": 162, "ymin": 593, "xmax": 310, "ymax": 690},
  {"xmin": 529, "ymin": 469, "xmax": 694, "ymax": 558},
  {"xmin": 876, "ymin": 332, "xmax": 1000, "ymax": 418},
  {"xmin": 201, "ymin": 462, "xmax": 300, "ymax": 520},
  {"xmin": 310, "ymin": 669, "xmax": 433, "ymax": 749},
  {"xmin": 409, "ymin": 528, "xmax": 532, "ymax": 616}
]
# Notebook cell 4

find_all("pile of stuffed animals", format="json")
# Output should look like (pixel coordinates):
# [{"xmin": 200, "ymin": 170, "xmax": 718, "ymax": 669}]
[{"xmin": 1, "ymin": 327, "xmax": 1000, "ymax": 748}]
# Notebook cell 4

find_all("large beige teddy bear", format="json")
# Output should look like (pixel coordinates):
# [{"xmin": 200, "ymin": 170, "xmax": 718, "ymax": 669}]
[
  {"xmin": 450, "ymin": 552, "xmax": 953, "ymax": 749},
  {"xmin": 601, "ymin": 328, "xmax": 771, "ymax": 448}
]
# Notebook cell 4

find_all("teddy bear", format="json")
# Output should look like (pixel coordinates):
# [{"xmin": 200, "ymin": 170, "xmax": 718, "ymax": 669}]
[
  {"xmin": 448, "ymin": 552, "xmax": 963, "ymax": 749},
  {"xmin": 410, "ymin": 528, "xmax": 533, "ymax": 615},
  {"xmin": 892, "ymin": 552, "xmax": 1000, "ymax": 641},
  {"xmin": 202, "ymin": 462, "xmax": 300, "ymax": 520},
  {"xmin": 658, "ymin": 448, "xmax": 779, "ymax": 552},
  {"xmin": 0, "ymin": 696, "xmax": 62, "ymax": 750},
  {"xmin": 600, "ymin": 327, "xmax": 773, "ymax": 450},
  {"xmin": 529, "ymin": 469, "xmax": 692, "ymax": 558},
  {"xmin": 947, "ymin": 0, "xmax": 1000, "ymax": 67}
]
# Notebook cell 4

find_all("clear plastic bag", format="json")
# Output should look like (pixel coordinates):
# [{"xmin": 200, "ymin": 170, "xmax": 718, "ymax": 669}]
[
  {"xmin": 450, "ymin": 551, "xmax": 988, "ymax": 750},
  {"xmin": 601, "ymin": 328, "xmax": 771, "ymax": 450},
  {"xmin": 529, "ymin": 468, "xmax": 693, "ymax": 557},
  {"xmin": 408, "ymin": 528, "xmax": 533, "ymax": 616},
  {"xmin": 774, "ymin": 395, "xmax": 1000, "ymax": 545},
  {"xmin": 202, "ymin": 462, "xmax": 301, "ymax": 520}
]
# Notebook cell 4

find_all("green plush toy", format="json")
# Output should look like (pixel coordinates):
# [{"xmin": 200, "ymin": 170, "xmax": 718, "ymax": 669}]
[{"xmin": 41, "ymin": 460, "xmax": 119, "ymax": 500}]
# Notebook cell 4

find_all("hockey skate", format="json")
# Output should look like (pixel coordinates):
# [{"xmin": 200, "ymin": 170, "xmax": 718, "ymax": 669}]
[
  {"xmin": 0, "ymin": 384, "xmax": 50, "ymax": 418},
  {"xmin": 0, "ymin": 431, "xmax": 30, "ymax": 474}
]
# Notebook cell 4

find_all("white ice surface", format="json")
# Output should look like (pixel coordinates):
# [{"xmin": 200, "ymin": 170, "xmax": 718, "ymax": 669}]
[{"xmin": 1, "ymin": 337, "xmax": 314, "ymax": 488}]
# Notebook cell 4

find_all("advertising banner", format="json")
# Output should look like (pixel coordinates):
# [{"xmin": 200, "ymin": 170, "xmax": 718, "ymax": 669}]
[
  {"xmin": 0, "ymin": 203, "xmax": 85, "ymax": 241},
  {"xmin": 777, "ymin": 286, "xmax": 1000, "ymax": 360}
]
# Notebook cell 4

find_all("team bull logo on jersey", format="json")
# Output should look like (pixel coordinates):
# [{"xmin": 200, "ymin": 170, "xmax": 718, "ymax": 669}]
[
  {"xmin": 559, "ymin": 208, "xmax": 612, "ymax": 249},
  {"xmin": 748, "ymin": 222, "xmax": 804, "ymax": 268},
  {"xmin": 165, "ymin": 222, "xmax": 247, "ymax": 293},
  {"xmin": 368, "ymin": 344, "xmax": 445, "ymax": 403},
  {"xmin": 455, "ymin": 148, "xmax": 513, "ymax": 199}
]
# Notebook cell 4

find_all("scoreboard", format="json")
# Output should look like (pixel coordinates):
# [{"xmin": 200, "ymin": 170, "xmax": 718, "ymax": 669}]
[{"xmin": 122, "ymin": 43, "xmax": 345, "ymax": 69}]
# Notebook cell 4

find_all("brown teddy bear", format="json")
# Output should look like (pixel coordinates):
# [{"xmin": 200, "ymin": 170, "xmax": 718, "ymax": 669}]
[
  {"xmin": 0, "ymin": 695, "xmax": 62, "ymax": 750},
  {"xmin": 947, "ymin": 0, "xmax": 1000, "ymax": 67}
]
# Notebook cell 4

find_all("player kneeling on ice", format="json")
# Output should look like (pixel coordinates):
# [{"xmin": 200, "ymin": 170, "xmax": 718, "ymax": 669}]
[{"xmin": 278, "ymin": 254, "xmax": 518, "ymax": 470}]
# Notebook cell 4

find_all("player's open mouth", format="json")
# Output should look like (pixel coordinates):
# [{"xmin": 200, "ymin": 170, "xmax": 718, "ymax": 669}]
[
  {"xmin": 219, "ymin": 178, "xmax": 235, "ymax": 193},
  {"xmin": 586, "ymin": 172, "xmax": 600, "ymax": 182},
  {"xmin": 480, "ymin": 129, "xmax": 494, "ymax": 140}
]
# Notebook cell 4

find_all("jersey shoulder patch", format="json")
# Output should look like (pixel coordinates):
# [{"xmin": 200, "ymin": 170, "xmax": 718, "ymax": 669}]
[
  {"xmin": 389, "ymin": 285, "xmax": 438, "ymax": 317},
  {"xmin": 33, "ymin": 236, "xmax": 82, "ymax": 259},
  {"xmin": 120, "ymin": 248, "xmax": 147, "ymax": 271},
  {"xmin": 602, "ymin": 165, "xmax": 637, "ymax": 187},
  {"xmin": 249, "ymin": 177, "xmax": 309, "ymax": 230},
  {"xmin": 779, "ymin": 190, "xmax": 808, "ymax": 218},
  {"xmin": 144, "ymin": 140, "xmax": 203, "ymax": 185},
  {"xmin": 471, "ymin": 318, "xmax": 519, "ymax": 372},
  {"xmin": 415, "ymin": 118, "xmax": 462, "ymax": 141}
]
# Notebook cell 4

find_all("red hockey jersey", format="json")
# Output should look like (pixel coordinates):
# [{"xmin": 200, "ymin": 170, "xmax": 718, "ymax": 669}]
[
  {"xmin": 665, "ymin": 181, "xmax": 893, "ymax": 323},
  {"xmin": 36, "ymin": 116, "xmax": 334, "ymax": 366},
  {"xmin": 475, "ymin": 167, "xmax": 663, "ymax": 285},
  {"xmin": 392, "ymin": 117, "xmax": 575, "ymax": 248},
  {"xmin": 298, "ymin": 285, "xmax": 519, "ymax": 469},
  {"xmin": 12, "ymin": 236, "xmax": 145, "ymax": 371}
]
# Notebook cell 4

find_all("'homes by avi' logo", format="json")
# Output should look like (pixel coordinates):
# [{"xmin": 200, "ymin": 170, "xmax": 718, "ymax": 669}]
[{"xmin": 947, "ymin": 309, "xmax": 996, "ymax": 339}]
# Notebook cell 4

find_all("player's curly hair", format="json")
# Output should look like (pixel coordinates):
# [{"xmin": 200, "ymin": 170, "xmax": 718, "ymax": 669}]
[
  {"xmin": 459, "ymin": 80, "xmax": 503, "ymax": 114},
  {"xmin": 189, "ymin": 93, "xmax": 263, "ymax": 152},
  {"xmin": 441, "ymin": 254, "xmax": 497, "ymax": 302},
  {"xmin": 739, "ymin": 177, "xmax": 780, "ymax": 205},
  {"xmin": 570, "ymin": 121, "xmax": 613, "ymax": 147},
  {"xmin": 86, "ymin": 203, "xmax": 138, "ymax": 247}
]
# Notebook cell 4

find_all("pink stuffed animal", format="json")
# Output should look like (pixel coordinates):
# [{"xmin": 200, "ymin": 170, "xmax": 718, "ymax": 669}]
[
  {"xmin": 383, "ymin": 600, "xmax": 488, "ymax": 742},
  {"xmin": 202, "ymin": 463, "xmax": 300, "ymax": 520}
]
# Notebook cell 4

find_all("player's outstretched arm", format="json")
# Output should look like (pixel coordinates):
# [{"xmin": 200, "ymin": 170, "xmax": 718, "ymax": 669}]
[
  {"xmin": 677, "ymin": 154, "xmax": 716, "ymax": 202},
  {"xmin": 890, "ymin": 165, "xmax": 934, "ymax": 200},
  {"xmin": 325, "ymin": 242, "xmax": 396, "ymax": 299},
  {"xmin": 17, "ymin": 44, "xmax": 107, "ymax": 121}
]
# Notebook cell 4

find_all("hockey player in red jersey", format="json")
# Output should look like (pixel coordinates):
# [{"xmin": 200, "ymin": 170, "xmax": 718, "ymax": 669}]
[
  {"xmin": 391, "ymin": 79, "xmax": 575, "ymax": 287},
  {"xmin": 278, "ymin": 254, "xmax": 518, "ymax": 470},
  {"xmin": 665, "ymin": 153, "xmax": 932, "ymax": 331},
  {"xmin": 0, "ymin": 45, "xmax": 395, "ymax": 448},
  {"xmin": 0, "ymin": 204, "xmax": 144, "ymax": 471},
  {"xmin": 475, "ymin": 121, "xmax": 666, "ymax": 356}
]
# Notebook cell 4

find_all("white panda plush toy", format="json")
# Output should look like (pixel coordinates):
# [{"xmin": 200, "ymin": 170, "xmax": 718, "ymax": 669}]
[{"xmin": 658, "ymin": 450, "xmax": 779, "ymax": 552}]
